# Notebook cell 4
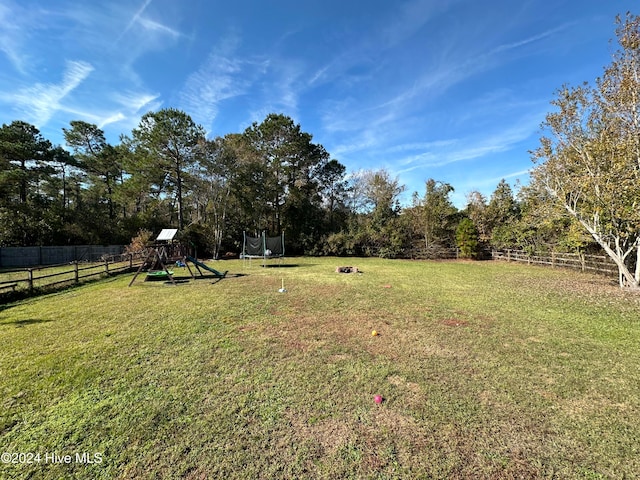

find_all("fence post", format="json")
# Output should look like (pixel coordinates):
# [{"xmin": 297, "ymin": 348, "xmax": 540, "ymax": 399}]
[
  {"xmin": 580, "ymin": 253, "xmax": 585, "ymax": 272},
  {"xmin": 104, "ymin": 256, "xmax": 110, "ymax": 275},
  {"xmin": 27, "ymin": 269, "xmax": 33, "ymax": 292},
  {"xmin": 551, "ymin": 251, "xmax": 555, "ymax": 268},
  {"xmin": 74, "ymin": 261, "xmax": 79, "ymax": 283},
  {"xmin": 129, "ymin": 253, "xmax": 133, "ymax": 270}
]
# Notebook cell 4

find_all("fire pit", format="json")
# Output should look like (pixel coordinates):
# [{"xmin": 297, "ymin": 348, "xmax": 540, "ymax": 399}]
[{"xmin": 336, "ymin": 266, "xmax": 359, "ymax": 273}]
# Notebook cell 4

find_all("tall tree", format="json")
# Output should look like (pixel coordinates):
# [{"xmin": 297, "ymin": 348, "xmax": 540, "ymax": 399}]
[
  {"xmin": 347, "ymin": 169, "xmax": 406, "ymax": 257},
  {"xmin": 0, "ymin": 121, "xmax": 52, "ymax": 205},
  {"xmin": 0, "ymin": 121, "xmax": 54, "ymax": 245},
  {"xmin": 63, "ymin": 121, "xmax": 122, "ymax": 221},
  {"xmin": 487, "ymin": 180, "xmax": 519, "ymax": 228},
  {"xmin": 241, "ymin": 114, "xmax": 330, "ymax": 247},
  {"xmin": 412, "ymin": 179, "xmax": 457, "ymax": 253},
  {"xmin": 317, "ymin": 158, "xmax": 350, "ymax": 231},
  {"xmin": 531, "ymin": 13, "xmax": 640, "ymax": 288},
  {"xmin": 487, "ymin": 179, "xmax": 520, "ymax": 248},
  {"xmin": 358, "ymin": 169, "xmax": 404, "ymax": 224},
  {"xmin": 48, "ymin": 146, "xmax": 79, "ymax": 215},
  {"xmin": 124, "ymin": 108, "xmax": 206, "ymax": 230},
  {"xmin": 191, "ymin": 134, "xmax": 241, "ymax": 258},
  {"xmin": 465, "ymin": 190, "xmax": 490, "ymax": 241}
]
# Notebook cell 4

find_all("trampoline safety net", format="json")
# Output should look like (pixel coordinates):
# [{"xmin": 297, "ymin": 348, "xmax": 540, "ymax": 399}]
[{"xmin": 242, "ymin": 231, "xmax": 285, "ymax": 265}]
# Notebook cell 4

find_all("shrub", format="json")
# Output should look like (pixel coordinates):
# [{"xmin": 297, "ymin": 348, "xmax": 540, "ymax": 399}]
[{"xmin": 125, "ymin": 229, "xmax": 153, "ymax": 254}]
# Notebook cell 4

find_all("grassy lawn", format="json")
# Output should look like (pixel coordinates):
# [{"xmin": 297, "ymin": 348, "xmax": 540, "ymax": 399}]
[{"xmin": 1, "ymin": 257, "xmax": 639, "ymax": 479}]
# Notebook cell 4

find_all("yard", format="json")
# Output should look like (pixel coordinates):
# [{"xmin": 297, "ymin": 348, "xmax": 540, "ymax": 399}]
[{"xmin": 0, "ymin": 257, "xmax": 638, "ymax": 479}]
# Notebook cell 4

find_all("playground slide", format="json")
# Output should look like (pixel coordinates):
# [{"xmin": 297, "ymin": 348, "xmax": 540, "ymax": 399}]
[{"xmin": 186, "ymin": 256, "xmax": 227, "ymax": 278}]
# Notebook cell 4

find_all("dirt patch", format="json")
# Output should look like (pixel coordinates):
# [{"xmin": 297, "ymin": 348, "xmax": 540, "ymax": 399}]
[
  {"xmin": 387, "ymin": 374, "xmax": 422, "ymax": 394},
  {"xmin": 328, "ymin": 353, "xmax": 351, "ymax": 362},
  {"xmin": 560, "ymin": 393, "xmax": 632, "ymax": 417},
  {"xmin": 442, "ymin": 318, "xmax": 468, "ymax": 327},
  {"xmin": 289, "ymin": 414, "xmax": 355, "ymax": 455}
]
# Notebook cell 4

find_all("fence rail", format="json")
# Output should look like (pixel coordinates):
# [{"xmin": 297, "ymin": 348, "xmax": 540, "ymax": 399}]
[
  {"xmin": 0, "ymin": 252, "xmax": 146, "ymax": 302},
  {"xmin": 492, "ymin": 249, "xmax": 618, "ymax": 277},
  {"xmin": 405, "ymin": 245, "xmax": 459, "ymax": 260}
]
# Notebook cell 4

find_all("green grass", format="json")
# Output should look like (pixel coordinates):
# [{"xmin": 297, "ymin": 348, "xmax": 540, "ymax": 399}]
[{"xmin": 1, "ymin": 257, "xmax": 639, "ymax": 479}]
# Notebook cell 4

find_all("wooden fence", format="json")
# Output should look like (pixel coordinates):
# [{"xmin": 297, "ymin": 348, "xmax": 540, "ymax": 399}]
[
  {"xmin": 405, "ymin": 244, "xmax": 459, "ymax": 260},
  {"xmin": 0, "ymin": 252, "xmax": 145, "ymax": 302},
  {"xmin": 492, "ymin": 249, "xmax": 619, "ymax": 277}
]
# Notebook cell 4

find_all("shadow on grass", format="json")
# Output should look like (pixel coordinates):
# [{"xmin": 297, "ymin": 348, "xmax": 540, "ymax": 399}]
[
  {"xmin": 0, "ymin": 303, "xmax": 16, "ymax": 313},
  {"xmin": 261, "ymin": 263, "xmax": 315, "ymax": 269},
  {"xmin": 0, "ymin": 318, "xmax": 53, "ymax": 328},
  {"xmin": 158, "ymin": 279, "xmax": 191, "ymax": 285},
  {"xmin": 0, "ymin": 271, "xmax": 130, "ymax": 306},
  {"xmin": 205, "ymin": 272, "xmax": 247, "ymax": 285},
  {"xmin": 159, "ymin": 273, "xmax": 248, "ymax": 286}
]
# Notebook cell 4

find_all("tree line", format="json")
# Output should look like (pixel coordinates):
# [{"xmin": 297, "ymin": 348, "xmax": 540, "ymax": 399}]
[
  {"xmin": 0, "ymin": 110, "xmax": 547, "ymax": 256},
  {"xmin": 1, "ymin": 13, "xmax": 639, "ymax": 287},
  {"xmin": 0, "ymin": 110, "xmax": 615, "ymax": 260}
]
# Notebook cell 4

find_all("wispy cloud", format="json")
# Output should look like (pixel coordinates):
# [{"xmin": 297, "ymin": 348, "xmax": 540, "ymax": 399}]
[
  {"xmin": 318, "ymin": 54, "xmax": 472, "ymax": 141},
  {"xmin": 494, "ymin": 169, "xmax": 530, "ymax": 181},
  {"xmin": 118, "ymin": 0, "xmax": 152, "ymax": 41},
  {"xmin": 179, "ymin": 33, "xmax": 277, "ymax": 132},
  {"xmin": 380, "ymin": 24, "xmax": 561, "ymax": 116},
  {"xmin": 273, "ymin": 63, "xmax": 302, "ymax": 113},
  {"xmin": 180, "ymin": 54, "xmax": 250, "ymax": 131},
  {"xmin": 381, "ymin": 0, "xmax": 461, "ymax": 48},
  {"xmin": 55, "ymin": 105, "xmax": 124, "ymax": 131},
  {"xmin": 113, "ymin": 91, "xmax": 161, "ymax": 113},
  {"xmin": 114, "ymin": 0, "xmax": 185, "ymax": 74},
  {"xmin": 248, "ymin": 60, "xmax": 304, "ymax": 124},
  {"xmin": 490, "ymin": 23, "xmax": 573, "ymax": 56},
  {"xmin": 388, "ymin": 140, "xmax": 458, "ymax": 155},
  {"xmin": 329, "ymin": 133, "xmax": 380, "ymax": 158},
  {"xmin": 3, "ymin": 60, "xmax": 94, "ymax": 127},
  {"xmin": 320, "ymin": 15, "xmax": 567, "ymax": 157},
  {"xmin": 56, "ymin": 91, "xmax": 159, "ymax": 133},
  {"xmin": 308, "ymin": 64, "xmax": 330, "ymax": 87},
  {"xmin": 395, "ymin": 114, "xmax": 540, "ymax": 174},
  {"xmin": 137, "ymin": 17, "xmax": 181, "ymax": 39},
  {"xmin": 95, "ymin": 90, "xmax": 162, "ymax": 130},
  {"xmin": 97, "ymin": 112, "xmax": 127, "ymax": 129},
  {"xmin": 0, "ymin": 0, "xmax": 35, "ymax": 74}
]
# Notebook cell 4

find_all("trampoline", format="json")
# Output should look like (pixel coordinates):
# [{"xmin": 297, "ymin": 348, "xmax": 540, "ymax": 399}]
[{"xmin": 242, "ymin": 231, "xmax": 285, "ymax": 267}]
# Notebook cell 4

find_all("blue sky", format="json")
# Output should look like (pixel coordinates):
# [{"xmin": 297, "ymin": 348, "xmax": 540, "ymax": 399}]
[{"xmin": 0, "ymin": 0, "xmax": 635, "ymax": 207}]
